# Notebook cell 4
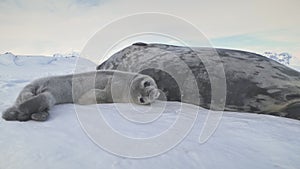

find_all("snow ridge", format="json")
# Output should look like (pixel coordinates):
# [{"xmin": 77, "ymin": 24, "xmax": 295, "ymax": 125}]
[{"xmin": 263, "ymin": 51, "xmax": 293, "ymax": 65}]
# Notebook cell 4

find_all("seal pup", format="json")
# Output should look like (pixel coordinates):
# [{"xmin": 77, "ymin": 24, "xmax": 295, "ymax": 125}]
[
  {"xmin": 2, "ymin": 70, "xmax": 160, "ymax": 121},
  {"xmin": 97, "ymin": 42, "xmax": 300, "ymax": 120}
]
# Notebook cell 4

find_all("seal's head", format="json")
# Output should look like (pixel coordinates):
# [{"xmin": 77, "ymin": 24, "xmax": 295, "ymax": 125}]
[{"xmin": 130, "ymin": 75, "xmax": 160, "ymax": 105}]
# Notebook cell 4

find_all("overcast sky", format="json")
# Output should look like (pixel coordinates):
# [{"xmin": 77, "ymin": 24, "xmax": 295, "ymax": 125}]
[{"xmin": 0, "ymin": 0, "xmax": 299, "ymax": 64}]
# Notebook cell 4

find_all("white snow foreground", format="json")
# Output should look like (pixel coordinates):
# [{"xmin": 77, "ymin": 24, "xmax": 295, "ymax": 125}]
[{"xmin": 0, "ymin": 54, "xmax": 299, "ymax": 169}]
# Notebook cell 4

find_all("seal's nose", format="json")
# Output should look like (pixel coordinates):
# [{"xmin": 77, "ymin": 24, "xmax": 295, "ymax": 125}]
[{"xmin": 149, "ymin": 89, "xmax": 160, "ymax": 101}]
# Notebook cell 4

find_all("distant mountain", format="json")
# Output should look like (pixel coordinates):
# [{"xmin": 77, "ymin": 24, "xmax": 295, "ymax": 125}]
[
  {"xmin": 53, "ymin": 51, "xmax": 80, "ymax": 58},
  {"xmin": 263, "ymin": 52, "xmax": 292, "ymax": 65}
]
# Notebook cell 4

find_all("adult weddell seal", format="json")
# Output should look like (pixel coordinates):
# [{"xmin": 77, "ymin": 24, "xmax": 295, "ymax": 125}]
[
  {"xmin": 97, "ymin": 42, "xmax": 300, "ymax": 120},
  {"xmin": 2, "ymin": 70, "xmax": 160, "ymax": 121}
]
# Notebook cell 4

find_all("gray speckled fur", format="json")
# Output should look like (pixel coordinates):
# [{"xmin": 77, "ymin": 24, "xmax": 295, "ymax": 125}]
[
  {"xmin": 97, "ymin": 42, "xmax": 300, "ymax": 120},
  {"xmin": 2, "ymin": 70, "xmax": 159, "ymax": 121}
]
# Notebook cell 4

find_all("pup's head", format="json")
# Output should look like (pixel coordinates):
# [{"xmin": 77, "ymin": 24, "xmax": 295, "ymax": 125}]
[{"xmin": 130, "ymin": 75, "xmax": 160, "ymax": 105}]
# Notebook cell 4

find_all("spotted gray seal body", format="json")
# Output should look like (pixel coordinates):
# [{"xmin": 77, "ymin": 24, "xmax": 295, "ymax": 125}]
[
  {"xmin": 2, "ymin": 70, "xmax": 160, "ymax": 121},
  {"xmin": 97, "ymin": 42, "xmax": 300, "ymax": 120}
]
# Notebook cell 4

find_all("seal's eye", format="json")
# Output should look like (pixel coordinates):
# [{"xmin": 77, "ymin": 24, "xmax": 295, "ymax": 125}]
[
  {"xmin": 139, "ymin": 97, "xmax": 145, "ymax": 103},
  {"xmin": 143, "ymin": 81, "xmax": 151, "ymax": 87}
]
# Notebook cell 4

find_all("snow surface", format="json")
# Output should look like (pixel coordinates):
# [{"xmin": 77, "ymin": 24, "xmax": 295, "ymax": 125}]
[{"xmin": 0, "ymin": 54, "xmax": 299, "ymax": 169}]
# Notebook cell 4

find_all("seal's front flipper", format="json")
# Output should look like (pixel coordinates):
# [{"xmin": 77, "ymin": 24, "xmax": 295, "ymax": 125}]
[
  {"xmin": 77, "ymin": 89, "xmax": 107, "ymax": 105},
  {"xmin": 283, "ymin": 102, "xmax": 300, "ymax": 120},
  {"xmin": 31, "ymin": 112, "xmax": 49, "ymax": 121}
]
